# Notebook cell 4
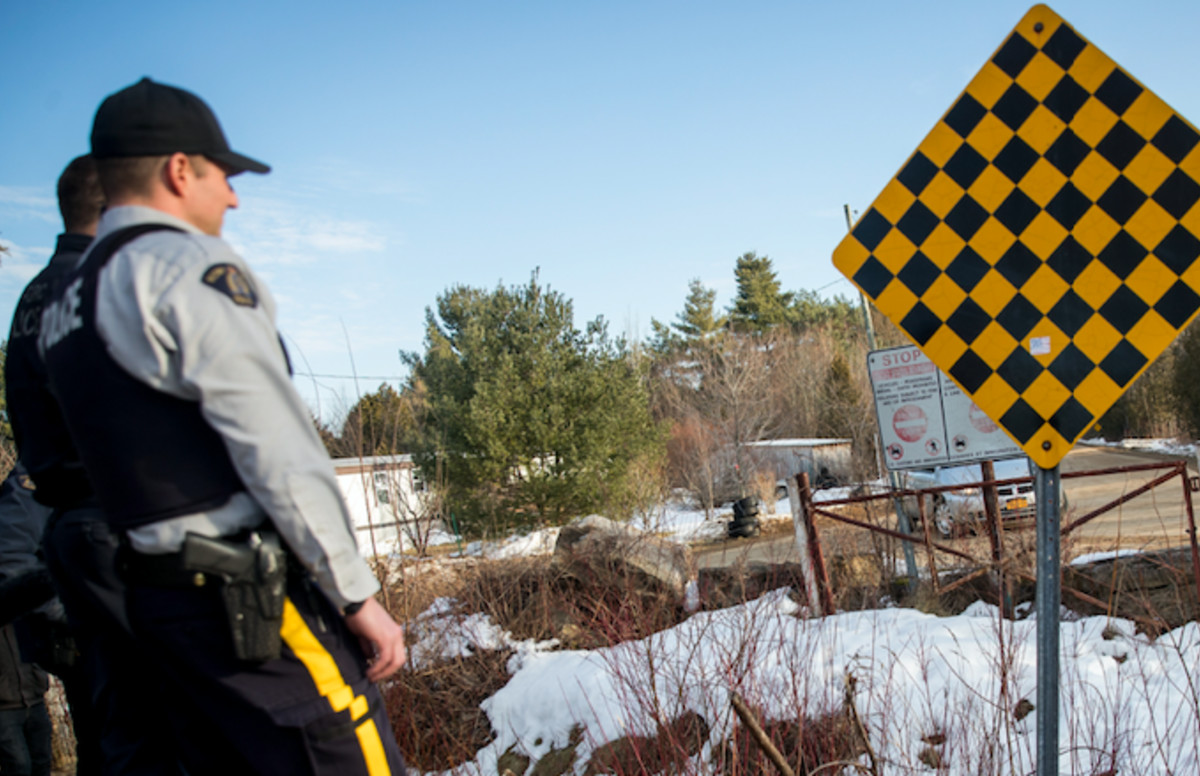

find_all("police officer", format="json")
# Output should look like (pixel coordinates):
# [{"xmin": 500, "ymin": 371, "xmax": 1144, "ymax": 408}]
[
  {"xmin": 5, "ymin": 154, "xmax": 187, "ymax": 775},
  {"xmin": 6, "ymin": 155, "xmax": 101, "ymax": 507},
  {"xmin": 38, "ymin": 78, "xmax": 407, "ymax": 774}
]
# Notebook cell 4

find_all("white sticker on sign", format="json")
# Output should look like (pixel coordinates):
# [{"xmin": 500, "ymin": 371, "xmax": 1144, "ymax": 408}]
[{"xmin": 1029, "ymin": 335, "xmax": 1051, "ymax": 356}]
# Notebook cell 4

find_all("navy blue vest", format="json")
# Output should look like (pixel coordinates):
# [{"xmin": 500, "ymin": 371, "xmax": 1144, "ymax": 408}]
[
  {"xmin": 6, "ymin": 234, "xmax": 94, "ymax": 506},
  {"xmin": 41, "ymin": 224, "xmax": 246, "ymax": 528}
]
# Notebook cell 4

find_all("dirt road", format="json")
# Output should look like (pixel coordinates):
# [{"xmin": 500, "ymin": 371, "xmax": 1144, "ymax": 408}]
[
  {"xmin": 695, "ymin": 444, "xmax": 1200, "ymax": 568},
  {"xmin": 1060, "ymin": 445, "xmax": 1196, "ymax": 547}
]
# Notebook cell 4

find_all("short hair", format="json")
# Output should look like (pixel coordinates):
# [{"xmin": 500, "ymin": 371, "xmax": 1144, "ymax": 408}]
[
  {"xmin": 57, "ymin": 155, "xmax": 106, "ymax": 232},
  {"xmin": 94, "ymin": 155, "xmax": 168, "ymax": 203},
  {"xmin": 95, "ymin": 153, "xmax": 213, "ymax": 203}
]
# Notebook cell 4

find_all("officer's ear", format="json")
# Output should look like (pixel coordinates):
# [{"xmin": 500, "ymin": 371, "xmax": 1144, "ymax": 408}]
[{"xmin": 161, "ymin": 152, "xmax": 193, "ymax": 197}]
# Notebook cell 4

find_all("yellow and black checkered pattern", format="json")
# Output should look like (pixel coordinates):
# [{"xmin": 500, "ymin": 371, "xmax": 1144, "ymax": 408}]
[{"xmin": 833, "ymin": 4, "xmax": 1200, "ymax": 469}]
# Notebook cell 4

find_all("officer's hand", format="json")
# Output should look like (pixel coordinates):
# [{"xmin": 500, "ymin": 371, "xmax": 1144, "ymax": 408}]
[{"xmin": 344, "ymin": 597, "xmax": 407, "ymax": 682}]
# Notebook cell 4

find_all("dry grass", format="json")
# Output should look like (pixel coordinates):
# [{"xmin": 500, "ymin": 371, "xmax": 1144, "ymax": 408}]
[
  {"xmin": 389, "ymin": 552, "xmax": 692, "ymax": 648},
  {"xmin": 386, "ymin": 647, "xmax": 512, "ymax": 771},
  {"xmin": 712, "ymin": 710, "xmax": 866, "ymax": 776},
  {"xmin": 381, "ymin": 549, "xmax": 699, "ymax": 770},
  {"xmin": 379, "ymin": 511, "xmax": 1199, "ymax": 774},
  {"xmin": 381, "ymin": 544, "xmax": 916, "ymax": 773}
]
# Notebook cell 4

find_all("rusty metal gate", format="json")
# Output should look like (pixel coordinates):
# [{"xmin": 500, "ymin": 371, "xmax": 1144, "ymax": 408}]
[{"xmin": 791, "ymin": 461, "xmax": 1200, "ymax": 625}]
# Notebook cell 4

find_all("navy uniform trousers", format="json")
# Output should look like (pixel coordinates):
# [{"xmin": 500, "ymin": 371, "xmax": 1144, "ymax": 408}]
[
  {"xmin": 42, "ymin": 507, "xmax": 188, "ymax": 775},
  {"xmin": 47, "ymin": 508, "xmax": 406, "ymax": 775}
]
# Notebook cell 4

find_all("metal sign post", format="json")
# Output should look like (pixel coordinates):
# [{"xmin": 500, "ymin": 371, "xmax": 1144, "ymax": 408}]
[{"xmin": 1034, "ymin": 465, "xmax": 1061, "ymax": 775}]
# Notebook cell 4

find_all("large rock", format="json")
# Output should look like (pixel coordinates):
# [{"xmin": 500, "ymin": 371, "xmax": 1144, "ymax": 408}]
[{"xmin": 553, "ymin": 515, "xmax": 694, "ymax": 599}]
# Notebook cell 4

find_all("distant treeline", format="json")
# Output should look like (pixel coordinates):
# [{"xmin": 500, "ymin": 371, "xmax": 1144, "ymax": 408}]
[{"xmin": 314, "ymin": 252, "xmax": 1200, "ymax": 537}]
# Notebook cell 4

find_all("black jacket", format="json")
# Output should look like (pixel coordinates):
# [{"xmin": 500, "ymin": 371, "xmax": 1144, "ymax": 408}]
[{"xmin": 0, "ymin": 623, "xmax": 46, "ymax": 710}]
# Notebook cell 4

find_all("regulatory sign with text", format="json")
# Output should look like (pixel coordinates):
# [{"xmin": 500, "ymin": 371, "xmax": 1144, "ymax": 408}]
[
  {"xmin": 869, "ymin": 345, "xmax": 1023, "ymax": 470},
  {"xmin": 833, "ymin": 4, "xmax": 1200, "ymax": 469}
]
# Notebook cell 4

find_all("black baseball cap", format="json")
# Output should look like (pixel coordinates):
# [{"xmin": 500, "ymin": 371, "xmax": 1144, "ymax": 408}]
[{"xmin": 91, "ymin": 77, "xmax": 270, "ymax": 175}]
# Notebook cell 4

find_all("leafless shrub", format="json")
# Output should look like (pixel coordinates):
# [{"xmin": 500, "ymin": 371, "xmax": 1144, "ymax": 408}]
[
  {"xmin": 381, "ymin": 532, "xmax": 1200, "ymax": 775},
  {"xmin": 386, "ymin": 646, "xmax": 513, "ymax": 770}
]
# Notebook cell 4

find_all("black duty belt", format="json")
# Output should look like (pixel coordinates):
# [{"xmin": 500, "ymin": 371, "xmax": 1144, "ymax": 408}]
[
  {"xmin": 119, "ymin": 547, "xmax": 215, "ymax": 589},
  {"xmin": 118, "ymin": 530, "xmax": 298, "ymax": 589}
]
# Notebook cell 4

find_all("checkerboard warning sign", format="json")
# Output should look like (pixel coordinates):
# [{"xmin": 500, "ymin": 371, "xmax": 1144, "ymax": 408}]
[{"xmin": 834, "ymin": 4, "xmax": 1200, "ymax": 468}]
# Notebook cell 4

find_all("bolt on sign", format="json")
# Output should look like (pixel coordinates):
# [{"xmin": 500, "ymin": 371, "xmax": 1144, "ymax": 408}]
[{"xmin": 833, "ymin": 4, "xmax": 1200, "ymax": 469}]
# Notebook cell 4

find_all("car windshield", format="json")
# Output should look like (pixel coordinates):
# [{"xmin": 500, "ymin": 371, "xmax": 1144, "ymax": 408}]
[{"xmin": 935, "ymin": 457, "xmax": 1031, "ymax": 485}]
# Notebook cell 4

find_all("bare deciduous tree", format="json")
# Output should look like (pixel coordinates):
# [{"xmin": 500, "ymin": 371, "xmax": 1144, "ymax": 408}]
[{"xmin": 653, "ymin": 326, "xmax": 888, "ymax": 506}]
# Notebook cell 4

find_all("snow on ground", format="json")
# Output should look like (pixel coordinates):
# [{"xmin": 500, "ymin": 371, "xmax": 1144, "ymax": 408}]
[
  {"xmin": 455, "ymin": 528, "xmax": 563, "ymax": 560},
  {"xmin": 407, "ymin": 591, "xmax": 1200, "ymax": 776},
  {"xmin": 1081, "ymin": 436, "xmax": 1199, "ymax": 459},
  {"xmin": 1070, "ymin": 548, "xmax": 1146, "ymax": 566},
  {"xmin": 391, "ymin": 439, "xmax": 1200, "ymax": 774},
  {"xmin": 406, "ymin": 597, "xmax": 559, "ymax": 671},
  {"xmin": 394, "ymin": 437, "xmax": 1195, "ymax": 560},
  {"xmin": 417, "ymin": 483, "xmax": 885, "ymax": 559}
]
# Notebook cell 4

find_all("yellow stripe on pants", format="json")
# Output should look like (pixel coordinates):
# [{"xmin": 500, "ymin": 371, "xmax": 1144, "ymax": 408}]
[{"xmin": 281, "ymin": 598, "xmax": 390, "ymax": 775}]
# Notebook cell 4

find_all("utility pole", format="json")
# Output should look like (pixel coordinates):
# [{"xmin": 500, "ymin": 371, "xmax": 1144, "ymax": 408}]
[
  {"xmin": 846, "ymin": 204, "xmax": 878, "ymax": 351},
  {"xmin": 845, "ymin": 204, "xmax": 918, "ymax": 591}
]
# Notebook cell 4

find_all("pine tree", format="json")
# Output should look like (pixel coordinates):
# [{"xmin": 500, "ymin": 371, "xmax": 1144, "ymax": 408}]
[
  {"xmin": 817, "ymin": 353, "xmax": 860, "ymax": 438},
  {"xmin": 405, "ymin": 273, "xmax": 664, "ymax": 535},
  {"xmin": 1173, "ymin": 325, "xmax": 1200, "ymax": 436},
  {"xmin": 791, "ymin": 289, "xmax": 862, "ymax": 335},
  {"xmin": 649, "ymin": 279, "xmax": 726, "ymax": 356},
  {"xmin": 728, "ymin": 252, "xmax": 795, "ymax": 332},
  {"xmin": 336, "ymin": 383, "xmax": 416, "ymax": 457},
  {"xmin": 674, "ymin": 279, "xmax": 726, "ymax": 340}
]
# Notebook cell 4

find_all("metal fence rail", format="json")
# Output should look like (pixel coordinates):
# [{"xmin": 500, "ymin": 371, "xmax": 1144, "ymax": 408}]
[{"xmin": 792, "ymin": 461, "xmax": 1200, "ymax": 625}]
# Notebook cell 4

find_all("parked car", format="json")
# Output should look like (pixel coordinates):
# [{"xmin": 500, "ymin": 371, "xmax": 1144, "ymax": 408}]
[{"xmin": 899, "ymin": 457, "xmax": 1063, "ymax": 538}]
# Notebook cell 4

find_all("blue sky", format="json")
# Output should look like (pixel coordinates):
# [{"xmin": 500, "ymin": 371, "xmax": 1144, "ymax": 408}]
[{"xmin": 3, "ymin": 1, "xmax": 1199, "ymax": 427}]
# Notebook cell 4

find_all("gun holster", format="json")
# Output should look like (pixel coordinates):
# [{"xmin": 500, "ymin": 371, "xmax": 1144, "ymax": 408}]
[{"xmin": 182, "ymin": 530, "xmax": 287, "ymax": 662}]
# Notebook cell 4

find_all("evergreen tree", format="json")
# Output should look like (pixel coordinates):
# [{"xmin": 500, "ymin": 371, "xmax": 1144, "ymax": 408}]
[
  {"xmin": 337, "ymin": 383, "xmax": 416, "ymax": 457},
  {"xmin": 817, "ymin": 353, "xmax": 860, "ymax": 438},
  {"xmin": 405, "ymin": 273, "xmax": 664, "ymax": 535},
  {"xmin": 728, "ymin": 252, "xmax": 795, "ymax": 332},
  {"xmin": 647, "ymin": 318, "xmax": 683, "ymax": 356},
  {"xmin": 791, "ymin": 289, "xmax": 861, "ymax": 335},
  {"xmin": 674, "ymin": 279, "xmax": 726, "ymax": 340},
  {"xmin": 649, "ymin": 279, "xmax": 726, "ymax": 356},
  {"xmin": 1174, "ymin": 324, "xmax": 1200, "ymax": 437}
]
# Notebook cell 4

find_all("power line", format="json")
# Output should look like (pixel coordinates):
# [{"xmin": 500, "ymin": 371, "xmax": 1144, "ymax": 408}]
[{"xmin": 815, "ymin": 277, "xmax": 848, "ymax": 293}]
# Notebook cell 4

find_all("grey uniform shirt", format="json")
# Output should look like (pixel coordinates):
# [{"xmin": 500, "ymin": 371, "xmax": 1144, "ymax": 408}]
[{"xmin": 81, "ymin": 205, "xmax": 378, "ymax": 610}]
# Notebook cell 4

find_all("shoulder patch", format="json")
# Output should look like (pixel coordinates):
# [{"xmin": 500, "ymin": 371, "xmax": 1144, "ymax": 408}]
[{"xmin": 202, "ymin": 263, "xmax": 258, "ymax": 308}]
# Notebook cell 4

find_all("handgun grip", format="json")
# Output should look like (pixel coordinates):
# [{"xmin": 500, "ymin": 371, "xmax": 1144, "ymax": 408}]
[{"xmin": 182, "ymin": 533, "xmax": 256, "ymax": 581}]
